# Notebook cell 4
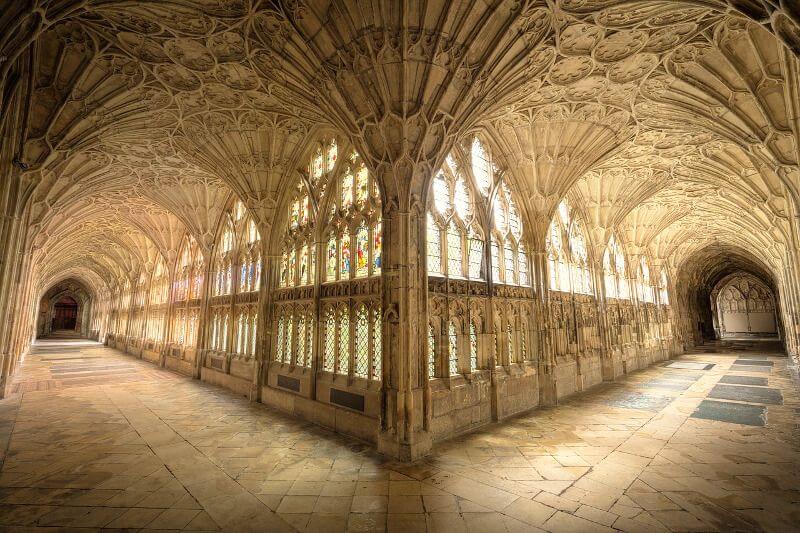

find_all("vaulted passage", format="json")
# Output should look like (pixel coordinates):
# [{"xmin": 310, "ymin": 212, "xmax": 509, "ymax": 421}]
[{"xmin": 1, "ymin": 2, "xmax": 800, "ymax": 530}]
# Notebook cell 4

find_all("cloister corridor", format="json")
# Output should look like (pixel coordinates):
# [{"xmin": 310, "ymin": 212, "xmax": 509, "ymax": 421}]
[{"xmin": 0, "ymin": 338, "xmax": 795, "ymax": 533}]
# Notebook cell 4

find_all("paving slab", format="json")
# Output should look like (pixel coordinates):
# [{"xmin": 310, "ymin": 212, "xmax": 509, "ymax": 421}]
[
  {"xmin": 708, "ymin": 384, "xmax": 782, "ymax": 405},
  {"xmin": 690, "ymin": 400, "xmax": 766, "ymax": 426}
]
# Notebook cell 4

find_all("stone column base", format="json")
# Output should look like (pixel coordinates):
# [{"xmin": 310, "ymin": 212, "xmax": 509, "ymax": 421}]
[{"xmin": 377, "ymin": 429, "xmax": 433, "ymax": 462}]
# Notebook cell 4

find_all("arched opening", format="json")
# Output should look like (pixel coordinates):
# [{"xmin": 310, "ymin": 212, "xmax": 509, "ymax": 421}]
[
  {"xmin": 36, "ymin": 279, "xmax": 95, "ymax": 339},
  {"xmin": 52, "ymin": 297, "xmax": 79, "ymax": 332},
  {"xmin": 673, "ymin": 245, "xmax": 785, "ymax": 350},
  {"xmin": 712, "ymin": 273, "xmax": 779, "ymax": 339}
]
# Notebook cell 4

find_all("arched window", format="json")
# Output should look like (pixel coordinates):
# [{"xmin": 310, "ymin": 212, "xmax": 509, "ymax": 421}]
[
  {"xmin": 214, "ymin": 221, "xmax": 235, "ymax": 296},
  {"xmin": 426, "ymin": 155, "xmax": 483, "ymax": 280},
  {"xmin": 603, "ymin": 235, "xmax": 630, "ymax": 300},
  {"xmin": 546, "ymin": 200, "xmax": 593, "ymax": 295},
  {"xmin": 172, "ymin": 235, "xmax": 203, "ymax": 347},
  {"xmin": 130, "ymin": 271, "xmax": 147, "ymax": 341},
  {"xmin": 492, "ymin": 183, "xmax": 526, "ymax": 285},
  {"xmin": 636, "ymin": 256, "xmax": 655, "ymax": 304},
  {"xmin": 240, "ymin": 219, "xmax": 262, "ymax": 293},
  {"xmin": 273, "ymin": 140, "xmax": 381, "ymax": 386},
  {"xmin": 146, "ymin": 254, "xmax": 168, "ymax": 344},
  {"xmin": 174, "ymin": 235, "xmax": 202, "ymax": 303},
  {"xmin": 426, "ymin": 137, "xmax": 532, "ymax": 380},
  {"xmin": 118, "ymin": 278, "xmax": 132, "ymax": 336},
  {"xmin": 281, "ymin": 183, "xmax": 314, "ymax": 287},
  {"xmin": 208, "ymin": 200, "xmax": 262, "ymax": 358},
  {"xmin": 324, "ymin": 149, "xmax": 382, "ymax": 282}
]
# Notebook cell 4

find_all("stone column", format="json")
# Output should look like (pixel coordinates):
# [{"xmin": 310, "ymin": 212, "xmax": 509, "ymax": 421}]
[{"xmin": 377, "ymin": 190, "xmax": 432, "ymax": 460}]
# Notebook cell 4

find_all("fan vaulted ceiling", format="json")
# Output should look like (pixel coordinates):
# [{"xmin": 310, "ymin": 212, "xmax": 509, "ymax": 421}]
[{"xmin": 2, "ymin": 0, "xmax": 798, "ymax": 294}]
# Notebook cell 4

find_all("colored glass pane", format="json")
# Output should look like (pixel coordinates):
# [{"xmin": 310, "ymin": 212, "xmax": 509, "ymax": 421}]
[
  {"xmin": 340, "ymin": 233, "xmax": 351, "ymax": 278},
  {"xmin": 326, "ymin": 237, "xmax": 337, "ymax": 281},
  {"xmin": 373, "ymin": 221, "xmax": 382, "ymax": 274},
  {"xmin": 356, "ymin": 224, "xmax": 368, "ymax": 277}
]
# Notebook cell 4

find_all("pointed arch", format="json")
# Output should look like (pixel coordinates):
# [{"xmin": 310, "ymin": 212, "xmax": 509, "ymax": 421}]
[
  {"xmin": 547, "ymin": 199, "xmax": 593, "ymax": 296},
  {"xmin": 603, "ymin": 234, "xmax": 631, "ymax": 301},
  {"xmin": 272, "ymin": 138, "xmax": 382, "ymax": 389}
]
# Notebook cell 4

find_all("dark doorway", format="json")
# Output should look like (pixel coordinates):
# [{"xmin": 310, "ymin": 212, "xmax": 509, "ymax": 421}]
[{"xmin": 52, "ymin": 297, "xmax": 78, "ymax": 331}]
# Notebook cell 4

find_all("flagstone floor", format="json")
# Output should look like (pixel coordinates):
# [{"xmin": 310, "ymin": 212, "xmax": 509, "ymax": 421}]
[{"xmin": 0, "ymin": 338, "xmax": 797, "ymax": 532}]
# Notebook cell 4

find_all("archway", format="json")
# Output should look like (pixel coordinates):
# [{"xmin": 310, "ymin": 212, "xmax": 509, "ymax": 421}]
[
  {"xmin": 52, "ymin": 296, "xmax": 79, "ymax": 331},
  {"xmin": 36, "ymin": 279, "xmax": 95, "ymax": 339},
  {"xmin": 712, "ymin": 273, "xmax": 779, "ymax": 339}
]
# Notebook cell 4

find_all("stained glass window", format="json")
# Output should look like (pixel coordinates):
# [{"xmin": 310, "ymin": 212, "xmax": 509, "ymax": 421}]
[
  {"xmin": 340, "ymin": 232, "xmax": 351, "ymax": 278},
  {"xmin": 372, "ymin": 222, "xmax": 382, "ymax": 274},
  {"xmin": 299, "ymin": 245, "xmax": 309, "ymax": 285},
  {"xmin": 327, "ymin": 236, "xmax": 337, "ymax": 281},
  {"xmin": 433, "ymin": 175, "xmax": 450, "ymax": 214},
  {"xmin": 290, "ymin": 200, "xmax": 300, "ymax": 229},
  {"xmin": 278, "ymin": 144, "xmax": 381, "ymax": 383},
  {"xmin": 280, "ymin": 250, "xmax": 288, "ymax": 288},
  {"xmin": 237, "ymin": 313, "xmax": 245, "ymax": 354},
  {"xmin": 356, "ymin": 224, "xmax": 369, "ymax": 277},
  {"xmin": 355, "ymin": 306, "xmax": 368, "ymax": 377}
]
